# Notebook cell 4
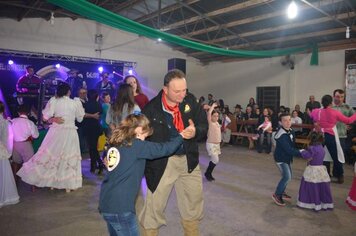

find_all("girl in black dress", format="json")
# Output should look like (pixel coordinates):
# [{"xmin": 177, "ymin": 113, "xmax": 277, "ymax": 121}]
[{"xmin": 83, "ymin": 89, "xmax": 104, "ymax": 174}]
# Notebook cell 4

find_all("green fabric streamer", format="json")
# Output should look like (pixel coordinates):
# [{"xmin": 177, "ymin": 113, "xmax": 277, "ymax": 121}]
[
  {"xmin": 47, "ymin": 0, "xmax": 318, "ymax": 63},
  {"xmin": 310, "ymin": 44, "xmax": 319, "ymax": 65}
]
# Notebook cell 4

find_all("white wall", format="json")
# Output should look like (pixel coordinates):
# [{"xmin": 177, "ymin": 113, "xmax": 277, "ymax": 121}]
[
  {"xmin": 189, "ymin": 50, "xmax": 347, "ymax": 111},
  {"xmin": 0, "ymin": 18, "xmax": 203, "ymax": 99},
  {"xmin": 0, "ymin": 18, "xmax": 350, "ymax": 108}
]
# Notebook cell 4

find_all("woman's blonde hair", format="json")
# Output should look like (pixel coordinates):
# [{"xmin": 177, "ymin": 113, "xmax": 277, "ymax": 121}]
[{"xmin": 109, "ymin": 113, "xmax": 153, "ymax": 146}]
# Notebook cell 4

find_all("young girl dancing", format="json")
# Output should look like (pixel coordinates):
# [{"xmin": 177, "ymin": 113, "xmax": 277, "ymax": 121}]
[
  {"xmin": 205, "ymin": 103, "xmax": 221, "ymax": 181},
  {"xmin": 297, "ymin": 131, "xmax": 333, "ymax": 211},
  {"xmin": 99, "ymin": 113, "xmax": 193, "ymax": 236}
]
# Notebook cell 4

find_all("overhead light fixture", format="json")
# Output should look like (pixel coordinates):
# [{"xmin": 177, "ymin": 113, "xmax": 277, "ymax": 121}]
[
  {"xmin": 346, "ymin": 26, "xmax": 350, "ymax": 39},
  {"xmin": 8, "ymin": 60, "xmax": 14, "ymax": 65},
  {"xmin": 50, "ymin": 12, "xmax": 55, "ymax": 25},
  {"xmin": 157, "ymin": 38, "xmax": 162, "ymax": 42},
  {"xmin": 287, "ymin": 1, "xmax": 298, "ymax": 19},
  {"xmin": 98, "ymin": 66, "xmax": 104, "ymax": 73},
  {"xmin": 55, "ymin": 63, "xmax": 61, "ymax": 69}
]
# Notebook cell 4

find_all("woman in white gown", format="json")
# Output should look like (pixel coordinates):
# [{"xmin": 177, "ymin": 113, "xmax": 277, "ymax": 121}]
[
  {"xmin": 0, "ymin": 101, "xmax": 19, "ymax": 207},
  {"xmin": 17, "ymin": 83, "xmax": 85, "ymax": 192}
]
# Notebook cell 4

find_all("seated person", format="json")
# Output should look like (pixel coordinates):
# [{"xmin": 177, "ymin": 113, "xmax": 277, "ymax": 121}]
[
  {"xmin": 243, "ymin": 106, "xmax": 258, "ymax": 132},
  {"xmin": 256, "ymin": 115, "xmax": 272, "ymax": 153},
  {"xmin": 291, "ymin": 110, "xmax": 303, "ymax": 135}
]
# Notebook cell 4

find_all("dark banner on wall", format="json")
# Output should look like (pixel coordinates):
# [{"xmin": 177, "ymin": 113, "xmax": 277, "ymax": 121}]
[{"xmin": 0, "ymin": 56, "xmax": 124, "ymax": 115}]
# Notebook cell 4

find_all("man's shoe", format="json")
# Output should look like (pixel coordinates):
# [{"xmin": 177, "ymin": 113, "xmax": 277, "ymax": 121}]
[
  {"xmin": 272, "ymin": 194, "xmax": 286, "ymax": 206},
  {"xmin": 282, "ymin": 192, "xmax": 292, "ymax": 201}
]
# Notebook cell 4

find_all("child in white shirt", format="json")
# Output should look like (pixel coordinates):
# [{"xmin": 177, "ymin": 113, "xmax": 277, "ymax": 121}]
[
  {"xmin": 11, "ymin": 105, "xmax": 39, "ymax": 174},
  {"xmin": 205, "ymin": 103, "xmax": 221, "ymax": 181}
]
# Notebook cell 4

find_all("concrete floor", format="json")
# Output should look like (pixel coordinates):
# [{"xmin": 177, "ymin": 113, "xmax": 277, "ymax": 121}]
[{"xmin": 0, "ymin": 144, "xmax": 355, "ymax": 236}]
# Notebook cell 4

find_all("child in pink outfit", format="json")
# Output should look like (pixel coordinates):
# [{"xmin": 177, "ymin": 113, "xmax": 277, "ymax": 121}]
[
  {"xmin": 257, "ymin": 116, "xmax": 272, "ymax": 133},
  {"xmin": 257, "ymin": 116, "xmax": 272, "ymax": 153}
]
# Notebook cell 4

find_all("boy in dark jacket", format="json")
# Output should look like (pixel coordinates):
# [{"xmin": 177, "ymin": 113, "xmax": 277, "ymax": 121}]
[{"xmin": 272, "ymin": 113, "xmax": 302, "ymax": 206}]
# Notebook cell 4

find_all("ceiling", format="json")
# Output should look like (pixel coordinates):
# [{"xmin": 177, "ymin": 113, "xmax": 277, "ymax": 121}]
[{"xmin": 0, "ymin": 0, "xmax": 356, "ymax": 64}]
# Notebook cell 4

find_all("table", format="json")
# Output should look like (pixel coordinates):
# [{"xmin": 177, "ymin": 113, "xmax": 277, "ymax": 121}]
[{"xmin": 231, "ymin": 119, "xmax": 258, "ymax": 149}]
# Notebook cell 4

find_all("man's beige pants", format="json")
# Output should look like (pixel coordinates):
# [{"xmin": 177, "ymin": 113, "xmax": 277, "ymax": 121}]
[{"xmin": 139, "ymin": 155, "xmax": 204, "ymax": 229}]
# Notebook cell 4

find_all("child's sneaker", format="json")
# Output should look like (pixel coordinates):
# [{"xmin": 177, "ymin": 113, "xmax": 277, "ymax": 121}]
[
  {"xmin": 282, "ymin": 192, "xmax": 292, "ymax": 201},
  {"xmin": 272, "ymin": 194, "xmax": 286, "ymax": 206}
]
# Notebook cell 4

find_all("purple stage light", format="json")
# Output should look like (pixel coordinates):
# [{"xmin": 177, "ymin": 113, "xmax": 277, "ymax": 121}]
[
  {"xmin": 55, "ymin": 63, "xmax": 61, "ymax": 69},
  {"xmin": 98, "ymin": 66, "xmax": 104, "ymax": 73},
  {"xmin": 8, "ymin": 60, "xmax": 14, "ymax": 65},
  {"xmin": 128, "ymin": 69, "xmax": 133, "ymax": 75}
]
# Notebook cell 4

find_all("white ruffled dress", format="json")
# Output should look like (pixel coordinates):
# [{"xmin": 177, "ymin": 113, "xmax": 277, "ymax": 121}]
[
  {"xmin": 17, "ymin": 96, "xmax": 85, "ymax": 190},
  {"xmin": 0, "ymin": 115, "xmax": 19, "ymax": 207}
]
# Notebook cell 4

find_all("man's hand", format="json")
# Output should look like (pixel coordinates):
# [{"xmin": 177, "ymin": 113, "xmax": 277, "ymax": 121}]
[
  {"xmin": 180, "ymin": 119, "xmax": 196, "ymax": 139},
  {"xmin": 92, "ymin": 112, "xmax": 100, "ymax": 120},
  {"xmin": 202, "ymin": 104, "xmax": 210, "ymax": 110},
  {"xmin": 109, "ymin": 124, "xmax": 116, "ymax": 131},
  {"xmin": 103, "ymin": 156, "xmax": 108, "ymax": 169},
  {"xmin": 49, "ymin": 117, "xmax": 64, "ymax": 124}
]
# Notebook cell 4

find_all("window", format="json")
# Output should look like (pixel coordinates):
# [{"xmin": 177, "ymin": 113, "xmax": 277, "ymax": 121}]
[{"xmin": 257, "ymin": 86, "xmax": 280, "ymax": 112}]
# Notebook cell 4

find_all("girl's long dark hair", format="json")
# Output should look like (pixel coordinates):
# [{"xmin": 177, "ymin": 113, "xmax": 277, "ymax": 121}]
[
  {"xmin": 124, "ymin": 75, "xmax": 143, "ymax": 94},
  {"xmin": 111, "ymin": 83, "xmax": 135, "ymax": 119}
]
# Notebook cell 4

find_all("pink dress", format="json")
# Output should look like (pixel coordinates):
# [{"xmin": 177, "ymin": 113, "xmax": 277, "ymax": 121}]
[{"xmin": 346, "ymin": 164, "xmax": 356, "ymax": 210}]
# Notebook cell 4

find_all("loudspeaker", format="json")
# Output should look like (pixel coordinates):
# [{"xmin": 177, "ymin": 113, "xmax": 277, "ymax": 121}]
[{"xmin": 168, "ymin": 58, "xmax": 186, "ymax": 74}]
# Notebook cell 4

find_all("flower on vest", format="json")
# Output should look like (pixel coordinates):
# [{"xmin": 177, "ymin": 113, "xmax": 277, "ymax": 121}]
[{"xmin": 184, "ymin": 104, "xmax": 191, "ymax": 113}]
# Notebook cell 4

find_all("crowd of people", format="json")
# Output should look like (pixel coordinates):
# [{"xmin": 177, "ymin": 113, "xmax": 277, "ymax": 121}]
[
  {"xmin": 199, "ymin": 92, "xmax": 356, "ymax": 212},
  {"xmin": 200, "ymin": 92, "xmax": 356, "ymax": 166},
  {"xmin": 0, "ymin": 68, "xmax": 208, "ymax": 236},
  {"xmin": 1, "ymin": 67, "xmax": 356, "ymax": 235}
]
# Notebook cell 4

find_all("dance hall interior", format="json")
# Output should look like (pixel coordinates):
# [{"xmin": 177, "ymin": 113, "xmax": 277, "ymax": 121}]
[{"xmin": 0, "ymin": 1, "xmax": 356, "ymax": 236}]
